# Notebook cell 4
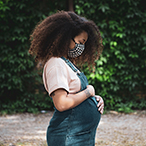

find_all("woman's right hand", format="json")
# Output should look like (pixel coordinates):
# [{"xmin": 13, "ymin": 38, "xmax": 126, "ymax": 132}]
[{"xmin": 86, "ymin": 85, "xmax": 95, "ymax": 97}]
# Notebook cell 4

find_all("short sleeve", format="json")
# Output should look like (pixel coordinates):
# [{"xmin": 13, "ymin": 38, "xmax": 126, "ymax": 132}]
[{"xmin": 45, "ymin": 66, "xmax": 69, "ymax": 95}]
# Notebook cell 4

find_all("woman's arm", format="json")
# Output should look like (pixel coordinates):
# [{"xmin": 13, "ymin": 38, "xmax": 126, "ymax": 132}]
[{"xmin": 51, "ymin": 85, "xmax": 95, "ymax": 112}]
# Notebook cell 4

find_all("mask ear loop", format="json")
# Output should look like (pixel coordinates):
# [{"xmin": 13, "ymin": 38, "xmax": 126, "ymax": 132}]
[{"xmin": 72, "ymin": 38, "xmax": 77, "ymax": 44}]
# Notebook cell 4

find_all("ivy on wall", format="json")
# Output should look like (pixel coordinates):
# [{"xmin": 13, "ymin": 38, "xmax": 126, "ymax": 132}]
[
  {"xmin": 74, "ymin": 0, "xmax": 146, "ymax": 112},
  {"xmin": 0, "ymin": 0, "xmax": 146, "ymax": 113},
  {"xmin": 0, "ymin": 0, "xmax": 66, "ymax": 113}
]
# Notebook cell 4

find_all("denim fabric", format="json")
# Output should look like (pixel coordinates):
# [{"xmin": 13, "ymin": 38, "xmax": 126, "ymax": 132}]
[{"xmin": 46, "ymin": 57, "xmax": 101, "ymax": 146}]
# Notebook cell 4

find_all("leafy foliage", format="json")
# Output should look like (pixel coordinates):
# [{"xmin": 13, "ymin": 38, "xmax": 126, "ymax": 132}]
[
  {"xmin": 0, "ymin": 0, "xmax": 146, "ymax": 114},
  {"xmin": 75, "ymin": 0, "xmax": 146, "ymax": 111},
  {"xmin": 0, "ymin": 0, "xmax": 66, "ymax": 113}
]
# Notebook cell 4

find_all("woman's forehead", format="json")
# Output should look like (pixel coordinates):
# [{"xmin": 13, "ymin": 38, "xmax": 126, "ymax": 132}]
[{"xmin": 75, "ymin": 31, "xmax": 88, "ymax": 42}]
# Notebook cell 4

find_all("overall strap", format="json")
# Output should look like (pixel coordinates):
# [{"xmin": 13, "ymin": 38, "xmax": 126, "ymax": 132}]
[
  {"xmin": 61, "ymin": 57, "xmax": 98, "ymax": 105},
  {"xmin": 61, "ymin": 57, "xmax": 80, "ymax": 75}
]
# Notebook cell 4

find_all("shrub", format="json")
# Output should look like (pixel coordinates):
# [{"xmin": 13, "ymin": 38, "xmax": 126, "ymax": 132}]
[
  {"xmin": 0, "ymin": 0, "xmax": 66, "ymax": 113},
  {"xmin": 0, "ymin": 0, "xmax": 146, "ymax": 114},
  {"xmin": 75, "ymin": 0, "xmax": 146, "ymax": 111}
]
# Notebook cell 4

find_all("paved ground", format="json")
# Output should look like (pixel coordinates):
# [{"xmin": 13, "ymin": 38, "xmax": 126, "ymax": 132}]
[{"xmin": 0, "ymin": 110, "xmax": 146, "ymax": 146}]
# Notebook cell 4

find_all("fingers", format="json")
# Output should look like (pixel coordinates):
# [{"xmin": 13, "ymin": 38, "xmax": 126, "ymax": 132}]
[
  {"xmin": 98, "ymin": 104, "xmax": 104, "ymax": 114},
  {"xmin": 95, "ymin": 95, "xmax": 103, "ymax": 107},
  {"xmin": 95, "ymin": 95, "xmax": 104, "ymax": 114}
]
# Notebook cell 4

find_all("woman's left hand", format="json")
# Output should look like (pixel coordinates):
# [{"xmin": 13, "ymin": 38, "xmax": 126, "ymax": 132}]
[{"xmin": 95, "ymin": 95, "xmax": 104, "ymax": 114}]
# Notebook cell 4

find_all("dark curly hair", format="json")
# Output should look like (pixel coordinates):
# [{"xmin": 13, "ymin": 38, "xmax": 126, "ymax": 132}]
[{"xmin": 29, "ymin": 11, "xmax": 103, "ymax": 67}]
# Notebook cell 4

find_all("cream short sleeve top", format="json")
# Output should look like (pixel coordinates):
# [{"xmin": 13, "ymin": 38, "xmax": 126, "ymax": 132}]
[{"xmin": 43, "ymin": 57, "xmax": 81, "ymax": 95}]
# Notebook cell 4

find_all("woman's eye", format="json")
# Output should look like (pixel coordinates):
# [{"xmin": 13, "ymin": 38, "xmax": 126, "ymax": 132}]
[{"xmin": 79, "ymin": 42, "xmax": 83, "ymax": 44}]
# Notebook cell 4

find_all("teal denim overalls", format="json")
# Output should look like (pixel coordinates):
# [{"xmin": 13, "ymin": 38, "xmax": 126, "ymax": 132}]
[{"xmin": 46, "ymin": 57, "xmax": 101, "ymax": 146}]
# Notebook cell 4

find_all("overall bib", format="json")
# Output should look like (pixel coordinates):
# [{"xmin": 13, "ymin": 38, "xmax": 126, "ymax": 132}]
[{"xmin": 46, "ymin": 57, "xmax": 101, "ymax": 146}]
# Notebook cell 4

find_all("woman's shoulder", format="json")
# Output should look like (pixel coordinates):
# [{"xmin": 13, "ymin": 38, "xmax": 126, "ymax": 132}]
[{"xmin": 44, "ymin": 57, "xmax": 66, "ymax": 70}]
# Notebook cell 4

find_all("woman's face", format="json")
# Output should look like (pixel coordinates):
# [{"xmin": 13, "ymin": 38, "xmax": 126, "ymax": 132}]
[{"xmin": 69, "ymin": 31, "xmax": 88, "ymax": 49}]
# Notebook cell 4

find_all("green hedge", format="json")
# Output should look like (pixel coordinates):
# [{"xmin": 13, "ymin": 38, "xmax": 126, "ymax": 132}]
[
  {"xmin": 0, "ymin": 0, "xmax": 66, "ymax": 113},
  {"xmin": 0, "ymin": 0, "xmax": 146, "ymax": 114},
  {"xmin": 75, "ymin": 0, "xmax": 146, "ymax": 112}
]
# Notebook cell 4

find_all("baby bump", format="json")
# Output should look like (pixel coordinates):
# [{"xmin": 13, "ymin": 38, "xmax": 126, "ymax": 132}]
[
  {"xmin": 68, "ymin": 97, "xmax": 101, "ymax": 135},
  {"xmin": 48, "ymin": 97, "xmax": 101, "ymax": 136}
]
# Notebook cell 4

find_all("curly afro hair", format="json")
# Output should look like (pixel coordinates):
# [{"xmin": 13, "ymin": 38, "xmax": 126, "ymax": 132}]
[{"xmin": 29, "ymin": 11, "xmax": 103, "ymax": 67}]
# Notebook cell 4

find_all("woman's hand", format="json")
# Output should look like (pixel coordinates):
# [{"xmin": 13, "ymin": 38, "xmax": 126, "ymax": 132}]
[{"xmin": 95, "ymin": 95, "xmax": 104, "ymax": 114}]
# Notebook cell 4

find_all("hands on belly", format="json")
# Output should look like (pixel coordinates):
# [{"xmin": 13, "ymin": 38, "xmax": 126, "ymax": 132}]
[{"xmin": 95, "ymin": 95, "xmax": 104, "ymax": 114}]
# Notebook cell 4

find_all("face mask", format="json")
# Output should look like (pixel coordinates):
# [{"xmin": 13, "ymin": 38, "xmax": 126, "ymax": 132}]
[{"xmin": 68, "ymin": 39, "xmax": 85, "ymax": 58}]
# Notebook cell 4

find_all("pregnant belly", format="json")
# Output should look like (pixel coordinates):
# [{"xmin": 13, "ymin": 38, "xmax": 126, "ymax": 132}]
[
  {"xmin": 47, "ymin": 98, "xmax": 101, "ymax": 146},
  {"xmin": 69, "ymin": 97, "xmax": 101, "ymax": 135},
  {"xmin": 48, "ymin": 97, "xmax": 101, "ymax": 136}
]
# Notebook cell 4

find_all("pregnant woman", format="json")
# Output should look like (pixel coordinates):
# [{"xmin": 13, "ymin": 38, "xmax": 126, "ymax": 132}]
[{"xmin": 29, "ymin": 11, "xmax": 104, "ymax": 146}]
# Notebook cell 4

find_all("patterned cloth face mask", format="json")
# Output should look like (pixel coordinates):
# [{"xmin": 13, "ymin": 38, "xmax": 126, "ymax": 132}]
[{"xmin": 68, "ymin": 39, "xmax": 85, "ymax": 58}]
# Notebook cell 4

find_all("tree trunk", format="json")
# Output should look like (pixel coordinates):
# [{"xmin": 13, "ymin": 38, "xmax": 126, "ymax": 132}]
[{"xmin": 67, "ymin": 0, "xmax": 74, "ymax": 11}]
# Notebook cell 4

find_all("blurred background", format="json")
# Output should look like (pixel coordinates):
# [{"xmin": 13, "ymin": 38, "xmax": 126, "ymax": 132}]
[{"xmin": 0, "ymin": 0, "xmax": 146, "ymax": 114}]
